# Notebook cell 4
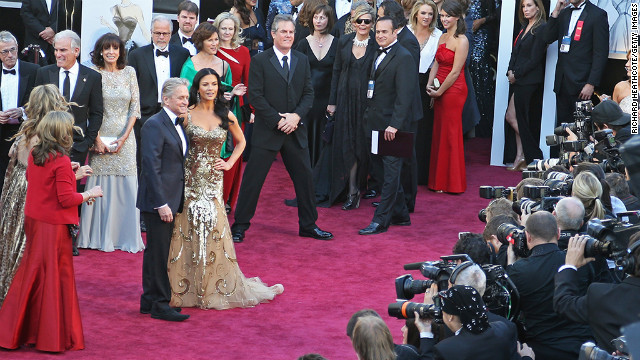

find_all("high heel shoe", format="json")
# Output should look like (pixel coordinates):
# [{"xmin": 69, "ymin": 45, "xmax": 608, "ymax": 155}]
[
  {"xmin": 508, "ymin": 157, "xmax": 526, "ymax": 171},
  {"xmin": 342, "ymin": 191, "xmax": 361, "ymax": 210}
]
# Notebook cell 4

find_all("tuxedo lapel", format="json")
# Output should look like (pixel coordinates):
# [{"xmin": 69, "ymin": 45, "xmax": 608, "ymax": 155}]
[
  {"xmin": 375, "ymin": 46, "xmax": 397, "ymax": 78},
  {"xmin": 49, "ymin": 65, "xmax": 60, "ymax": 86},
  {"xmin": 144, "ymin": 46, "xmax": 158, "ymax": 85},
  {"xmin": 160, "ymin": 109, "xmax": 186, "ymax": 156},
  {"xmin": 71, "ymin": 65, "xmax": 88, "ymax": 102},
  {"xmin": 168, "ymin": 45, "xmax": 183, "ymax": 76},
  {"xmin": 288, "ymin": 53, "xmax": 298, "ymax": 83},
  {"xmin": 18, "ymin": 62, "xmax": 30, "ymax": 105},
  {"xmin": 269, "ymin": 52, "xmax": 288, "ymax": 82},
  {"xmin": 571, "ymin": 5, "xmax": 590, "ymax": 40}
]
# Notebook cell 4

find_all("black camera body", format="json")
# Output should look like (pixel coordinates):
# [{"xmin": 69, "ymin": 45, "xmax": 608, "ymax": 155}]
[
  {"xmin": 496, "ymin": 223, "xmax": 531, "ymax": 258},
  {"xmin": 584, "ymin": 215, "xmax": 640, "ymax": 261}
]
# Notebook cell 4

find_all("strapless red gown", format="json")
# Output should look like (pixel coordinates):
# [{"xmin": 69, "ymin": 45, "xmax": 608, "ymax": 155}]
[{"xmin": 428, "ymin": 43, "xmax": 467, "ymax": 193}]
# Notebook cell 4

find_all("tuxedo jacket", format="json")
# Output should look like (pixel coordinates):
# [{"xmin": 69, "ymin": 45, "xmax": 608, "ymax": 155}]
[
  {"xmin": 20, "ymin": 0, "xmax": 58, "ymax": 50},
  {"xmin": 508, "ymin": 23, "xmax": 548, "ymax": 85},
  {"xmin": 35, "ymin": 63, "xmax": 103, "ymax": 155},
  {"xmin": 127, "ymin": 44, "xmax": 190, "ymax": 120},
  {"xmin": 169, "ymin": 33, "xmax": 182, "ymax": 48},
  {"xmin": 365, "ymin": 43, "xmax": 416, "ymax": 134},
  {"xmin": 0, "ymin": 60, "xmax": 39, "ymax": 111},
  {"xmin": 554, "ymin": 269, "xmax": 640, "ymax": 353},
  {"xmin": 396, "ymin": 27, "xmax": 422, "ymax": 123},
  {"xmin": 136, "ymin": 109, "xmax": 187, "ymax": 214},
  {"xmin": 248, "ymin": 47, "xmax": 314, "ymax": 151},
  {"xmin": 545, "ymin": 1, "xmax": 609, "ymax": 94}
]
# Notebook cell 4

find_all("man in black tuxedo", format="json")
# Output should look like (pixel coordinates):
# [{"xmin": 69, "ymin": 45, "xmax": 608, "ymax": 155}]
[
  {"xmin": 506, "ymin": 211, "xmax": 593, "ymax": 360},
  {"xmin": 169, "ymin": 1, "xmax": 199, "ymax": 56},
  {"xmin": 128, "ymin": 16, "xmax": 190, "ymax": 174},
  {"xmin": 545, "ymin": 0, "xmax": 608, "ymax": 139},
  {"xmin": 231, "ymin": 14, "xmax": 333, "ymax": 243},
  {"xmin": 35, "ymin": 30, "xmax": 103, "ymax": 164},
  {"xmin": 359, "ymin": 17, "xmax": 415, "ymax": 235},
  {"xmin": 554, "ymin": 235, "xmax": 640, "ymax": 354},
  {"xmin": 137, "ymin": 78, "xmax": 190, "ymax": 322},
  {"xmin": 0, "ymin": 31, "xmax": 39, "ymax": 192},
  {"xmin": 20, "ymin": 0, "xmax": 58, "ymax": 64}
]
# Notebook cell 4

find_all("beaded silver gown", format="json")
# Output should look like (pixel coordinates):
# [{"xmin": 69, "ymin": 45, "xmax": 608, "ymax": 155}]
[
  {"xmin": 77, "ymin": 66, "xmax": 144, "ymax": 252},
  {"xmin": 168, "ymin": 117, "xmax": 283, "ymax": 309}
]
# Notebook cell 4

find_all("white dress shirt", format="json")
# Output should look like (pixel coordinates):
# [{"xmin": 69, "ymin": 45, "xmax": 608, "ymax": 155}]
[
  {"xmin": 334, "ymin": 0, "xmax": 352, "ymax": 19},
  {"xmin": 409, "ymin": 26, "xmax": 442, "ymax": 73},
  {"xmin": 375, "ymin": 39, "xmax": 398, "ymax": 69},
  {"xmin": 273, "ymin": 46, "xmax": 292, "ymax": 69},
  {"xmin": 178, "ymin": 30, "xmax": 197, "ymax": 56},
  {"xmin": 45, "ymin": 0, "xmax": 53, "ymax": 12},
  {"xmin": 1, "ymin": 62, "xmax": 19, "ymax": 111},
  {"xmin": 58, "ymin": 61, "xmax": 79, "ymax": 99},
  {"xmin": 567, "ymin": 0, "xmax": 586, "ymax": 36},
  {"xmin": 154, "ymin": 44, "xmax": 171, "ymax": 102},
  {"xmin": 292, "ymin": 4, "xmax": 303, "ymax": 21},
  {"xmin": 163, "ymin": 107, "xmax": 187, "ymax": 156}
]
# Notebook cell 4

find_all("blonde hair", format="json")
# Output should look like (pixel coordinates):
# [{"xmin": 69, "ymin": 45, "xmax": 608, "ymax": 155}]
[
  {"xmin": 31, "ymin": 111, "xmax": 79, "ymax": 166},
  {"xmin": 14, "ymin": 84, "xmax": 73, "ymax": 143},
  {"xmin": 409, "ymin": 0, "xmax": 438, "ymax": 31},
  {"xmin": 352, "ymin": 3, "xmax": 376, "ymax": 23},
  {"xmin": 214, "ymin": 12, "xmax": 245, "ymax": 49},
  {"xmin": 572, "ymin": 172, "xmax": 605, "ymax": 221},
  {"xmin": 351, "ymin": 316, "xmax": 395, "ymax": 360}
]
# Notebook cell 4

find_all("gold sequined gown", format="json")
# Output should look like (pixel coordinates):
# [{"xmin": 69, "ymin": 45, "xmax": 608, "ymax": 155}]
[{"xmin": 168, "ymin": 120, "xmax": 283, "ymax": 309}]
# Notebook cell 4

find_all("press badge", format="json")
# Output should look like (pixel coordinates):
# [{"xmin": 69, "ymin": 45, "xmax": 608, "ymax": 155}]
[
  {"xmin": 560, "ymin": 36, "xmax": 571, "ymax": 53},
  {"xmin": 367, "ymin": 80, "xmax": 375, "ymax": 99}
]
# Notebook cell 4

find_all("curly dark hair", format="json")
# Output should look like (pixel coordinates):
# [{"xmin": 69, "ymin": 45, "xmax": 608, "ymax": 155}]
[
  {"xmin": 192, "ymin": 22, "xmax": 218, "ymax": 52},
  {"xmin": 189, "ymin": 68, "xmax": 232, "ymax": 130},
  {"xmin": 90, "ymin": 33, "xmax": 126, "ymax": 70}
]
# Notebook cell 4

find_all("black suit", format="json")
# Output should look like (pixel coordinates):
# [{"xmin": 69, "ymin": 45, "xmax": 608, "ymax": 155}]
[
  {"xmin": 507, "ymin": 243, "xmax": 593, "ymax": 359},
  {"xmin": 365, "ymin": 43, "xmax": 415, "ymax": 227},
  {"xmin": 232, "ymin": 47, "xmax": 317, "ymax": 234},
  {"xmin": 554, "ymin": 270, "xmax": 640, "ymax": 353},
  {"xmin": 169, "ymin": 33, "xmax": 195, "ymax": 56},
  {"xmin": 20, "ymin": 0, "xmax": 58, "ymax": 63},
  {"xmin": 0, "ymin": 60, "xmax": 39, "ymax": 191},
  {"xmin": 545, "ymin": 1, "xmax": 608, "ymax": 127},
  {"xmin": 127, "ymin": 44, "xmax": 190, "ymax": 172},
  {"xmin": 136, "ymin": 108, "xmax": 187, "ymax": 312},
  {"xmin": 35, "ymin": 62, "xmax": 103, "ymax": 163}
]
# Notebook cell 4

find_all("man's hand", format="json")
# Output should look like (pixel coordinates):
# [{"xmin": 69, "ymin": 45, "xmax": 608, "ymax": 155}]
[
  {"xmin": 552, "ymin": 0, "xmax": 567, "ymax": 17},
  {"xmin": 414, "ymin": 311, "xmax": 433, "ymax": 334},
  {"xmin": 326, "ymin": 104, "xmax": 336, "ymax": 116},
  {"xmin": 39, "ymin": 27, "xmax": 55, "ymax": 41},
  {"xmin": 0, "ymin": 111, "xmax": 8, "ymax": 124},
  {"xmin": 507, "ymin": 70, "xmax": 516, "ymax": 84},
  {"xmin": 384, "ymin": 126, "xmax": 398, "ymax": 141},
  {"xmin": 507, "ymin": 243, "xmax": 517, "ymax": 265},
  {"xmin": 423, "ymin": 283, "xmax": 438, "ymax": 305},
  {"xmin": 249, "ymin": 113, "xmax": 255, "ymax": 123},
  {"xmin": 1, "ymin": 108, "xmax": 23, "ymax": 124},
  {"xmin": 517, "ymin": 342, "xmax": 536, "ymax": 359},
  {"xmin": 579, "ymin": 84, "xmax": 595, "ymax": 100},
  {"xmin": 277, "ymin": 112, "xmax": 300, "ymax": 134},
  {"xmin": 565, "ymin": 235, "xmax": 595, "ymax": 268},
  {"xmin": 158, "ymin": 205, "xmax": 174, "ymax": 223}
]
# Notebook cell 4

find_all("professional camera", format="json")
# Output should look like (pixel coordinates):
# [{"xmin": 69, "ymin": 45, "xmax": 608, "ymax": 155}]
[
  {"xmin": 479, "ymin": 186, "xmax": 517, "ymax": 201},
  {"xmin": 591, "ymin": 129, "xmax": 626, "ymax": 174},
  {"xmin": 578, "ymin": 341, "xmax": 629, "ymax": 360},
  {"xmin": 388, "ymin": 300, "xmax": 442, "ymax": 320},
  {"xmin": 394, "ymin": 274, "xmax": 436, "ymax": 301},
  {"xmin": 522, "ymin": 170, "xmax": 546, "ymax": 179},
  {"xmin": 496, "ymin": 223, "xmax": 531, "ymax": 258},
  {"xmin": 402, "ymin": 254, "xmax": 472, "ymax": 292},
  {"xmin": 583, "ymin": 215, "xmax": 640, "ymax": 260},
  {"xmin": 481, "ymin": 264, "xmax": 521, "ymax": 321}
]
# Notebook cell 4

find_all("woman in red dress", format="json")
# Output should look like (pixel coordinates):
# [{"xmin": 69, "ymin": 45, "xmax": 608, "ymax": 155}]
[
  {"xmin": 0, "ymin": 111, "xmax": 103, "ymax": 352},
  {"xmin": 426, "ymin": 0, "xmax": 468, "ymax": 194}
]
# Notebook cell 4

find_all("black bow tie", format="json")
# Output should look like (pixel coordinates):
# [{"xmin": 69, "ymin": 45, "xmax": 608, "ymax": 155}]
[
  {"xmin": 291, "ymin": 6, "xmax": 298, "ymax": 15},
  {"xmin": 182, "ymin": 37, "xmax": 193, "ymax": 44},
  {"xmin": 156, "ymin": 49, "xmax": 169, "ymax": 57},
  {"xmin": 377, "ymin": 45, "xmax": 392, "ymax": 55},
  {"xmin": 2, "ymin": 69, "xmax": 16, "ymax": 75},
  {"xmin": 175, "ymin": 117, "xmax": 184, "ymax": 126}
]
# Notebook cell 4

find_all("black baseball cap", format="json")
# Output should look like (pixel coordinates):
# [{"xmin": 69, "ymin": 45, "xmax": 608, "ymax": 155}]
[{"xmin": 592, "ymin": 99, "xmax": 630, "ymax": 126}]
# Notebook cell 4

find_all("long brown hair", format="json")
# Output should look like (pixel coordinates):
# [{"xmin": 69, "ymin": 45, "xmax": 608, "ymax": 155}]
[
  {"xmin": 298, "ymin": 0, "xmax": 328, "ymax": 28},
  {"xmin": 233, "ymin": 0, "xmax": 252, "ymax": 25},
  {"xmin": 351, "ymin": 316, "xmax": 396, "ymax": 360},
  {"xmin": 31, "ymin": 111, "xmax": 78, "ymax": 166},
  {"xmin": 441, "ymin": 0, "xmax": 466, "ymax": 37},
  {"xmin": 517, "ymin": 0, "xmax": 547, "ymax": 35},
  {"xmin": 13, "ymin": 84, "xmax": 73, "ymax": 143}
]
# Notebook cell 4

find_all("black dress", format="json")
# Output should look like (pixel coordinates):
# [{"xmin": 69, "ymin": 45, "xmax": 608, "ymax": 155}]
[
  {"xmin": 313, "ymin": 33, "xmax": 376, "ymax": 207},
  {"xmin": 295, "ymin": 36, "xmax": 338, "ymax": 165}
]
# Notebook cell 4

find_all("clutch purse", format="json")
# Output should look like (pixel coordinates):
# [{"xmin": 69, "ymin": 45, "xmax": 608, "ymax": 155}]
[{"xmin": 322, "ymin": 112, "xmax": 335, "ymax": 143}]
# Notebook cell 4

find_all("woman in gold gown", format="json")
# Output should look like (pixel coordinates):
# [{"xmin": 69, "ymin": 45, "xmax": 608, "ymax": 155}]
[{"xmin": 167, "ymin": 68, "xmax": 283, "ymax": 309}]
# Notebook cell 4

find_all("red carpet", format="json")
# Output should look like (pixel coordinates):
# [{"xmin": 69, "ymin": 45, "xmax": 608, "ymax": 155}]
[{"xmin": 2, "ymin": 138, "xmax": 522, "ymax": 359}]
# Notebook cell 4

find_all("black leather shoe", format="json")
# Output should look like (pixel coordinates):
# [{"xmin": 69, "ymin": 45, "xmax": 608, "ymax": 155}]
[
  {"xmin": 390, "ymin": 218, "xmax": 411, "ymax": 226},
  {"xmin": 150, "ymin": 308, "xmax": 189, "ymax": 322},
  {"xmin": 141, "ymin": 306, "xmax": 182, "ymax": 314},
  {"xmin": 359, "ymin": 222, "xmax": 387, "ymax": 235},
  {"xmin": 372, "ymin": 201, "xmax": 380, "ymax": 207},
  {"xmin": 284, "ymin": 198, "xmax": 298, "ymax": 207},
  {"xmin": 232, "ymin": 232, "xmax": 244, "ymax": 243},
  {"xmin": 342, "ymin": 191, "xmax": 360, "ymax": 210},
  {"xmin": 299, "ymin": 227, "xmax": 334, "ymax": 240},
  {"xmin": 363, "ymin": 189, "xmax": 378, "ymax": 199}
]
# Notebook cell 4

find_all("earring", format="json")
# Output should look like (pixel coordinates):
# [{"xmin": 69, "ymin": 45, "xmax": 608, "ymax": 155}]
[{"xmin": 197, "ymin": 92, "xmax": 201, "ymax": 103}]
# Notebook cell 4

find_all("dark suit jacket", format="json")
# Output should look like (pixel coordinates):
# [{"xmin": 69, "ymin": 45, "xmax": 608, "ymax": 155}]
[
  {"xmin": 506, "ymin": 243, "xmax": 593, "ymax": 354},
  {"xmin": 554, "ymin": 270, "xmax": 640, "ymax": 353},
  {"xmin": 397, "ymin": 27, "xmax": 422, "ymax": 123},
  {"xmin": 169, "ymin": 33, "xmax": 182, "ymax": 48},
  {"xmin": 127, "ymin": 44, "xmax": 190, "ymax": 120},
  {"xmin": 328, "ymin": 32, "xmax": 376, "ymax": 106},
  {"xmin": 544, "ymin": 1, "xmax": 609, "ymax": 94},
  {"xmin": 0, "ymin": 60, "xmax": 39, "ymax": 111},
  {"xmin": 20, "ymin": 0, "xmax": 58, "ymax": 50},
  {"xmin": 365, "ymin": 43, "xmax": 416, "ymax": 134},
  {"xmin": 248, "ymin": 47, "xmax": 314, "ymax": 151},
  {"xmin": 508, "ymin": 23, "xmax": 548, "ymax": 85},
  {"xmin": 332, "ymin": 13, "xmax": 350, "ymax": 38},
  {"xmin": 35, "ymin": 63, "xmax": 103, "ymax": 155},
  {"xmin": 136, "ymin": 109, "xmax": 187, "ymax": 214}
]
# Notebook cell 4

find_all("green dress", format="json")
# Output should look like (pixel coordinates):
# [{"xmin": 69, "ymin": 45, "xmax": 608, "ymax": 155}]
[{"xmin": 180, "ymin": 57, "xmax": 240, "ymax": 158}]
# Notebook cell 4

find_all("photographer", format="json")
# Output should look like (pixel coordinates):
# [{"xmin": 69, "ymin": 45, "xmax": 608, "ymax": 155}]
[
  {"xmin": 553, "ymin": 233, "xmax": 640, "ymax": 353},
  {"xmin": 483, "ymin": 215, "xmax": 520, "ymax": 267},
  {"xmin": 347, "ymin": 309, "xmax": 421, "ymax": 360},
  {"xmin": 573, "ymin": 163, "xmax": 626, "ymax": 216},
  {"xmin": 452, "ymin": 233, "xmax": 492, "ymax": 265},
  {"xmin": 351, "ymin": 315, "xmax": 397, "ymax": 360},
  {"xmin": 554, "ymin": 197, "xmax": 586, "ymax": 248},
  {"xmin": 606, "ymin": 173, "xmax": 640, "ymax": 211},
  {"xmin": 591, "ymin": 100, "xmax": 632, "ymax": 145},
  {"xmin": 506, "ymin": 211, "xmax": 593, "ymax": 360},
  {"xmin": 415, "ymin": 285, "xmax": 532, "ymax": 360},
  {"xmin": 484, "ymin": 198, "xmax": 519, "ymax": 223},
  {"xmin": 572, "ymin": 172, "xmax": 613, "ymax": 222}
]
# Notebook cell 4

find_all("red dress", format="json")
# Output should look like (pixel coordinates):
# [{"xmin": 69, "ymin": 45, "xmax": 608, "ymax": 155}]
[
  {"xmin": 0, "ymin": 154, "xmax": 84, "ymax": 352},
  {"xmin": 428, "ymin": 43, "xmax": 467, "ymax": 193}
]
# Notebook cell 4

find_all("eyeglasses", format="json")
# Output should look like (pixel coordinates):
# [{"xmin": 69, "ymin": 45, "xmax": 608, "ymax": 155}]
[
  {"xmin": 355, "ymin": 18, "xmax": 373, "ymax": 25},
  {"xmin": 152, "ymin": 31, "xmax": 171, "ymax": 37},
  {"xmin": 0, "ymin": 47, "xmax": 17, "ymax": 56}
]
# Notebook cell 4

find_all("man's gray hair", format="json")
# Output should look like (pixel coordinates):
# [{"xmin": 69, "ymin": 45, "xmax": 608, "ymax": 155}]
[
  {"xmin": 151, "ymin": 15, "xmax": 174, "ymax": 32},
  {"xmin": 0, "ymin": 31, "xmax": 18, "ymax": 45},
  {"xmin": 272, "ymin": 14, "xmax": 296, "ymax": 33},
  {"xmin": 555, "ymin": 197, "xmax": 585, "ymax": 231},
  {"xmin": 54, "ymin": 30, "xmax": 81, "ymax": 50},
  {"xmin": 162, "ymin": 77, "xmax": 189, "ymax": 101},
  {"xmin": 454, "ymin": 264, "xmax": 487, "ymax": 296}
]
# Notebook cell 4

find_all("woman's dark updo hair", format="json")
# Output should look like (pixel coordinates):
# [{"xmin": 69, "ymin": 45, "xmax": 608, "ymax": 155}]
[
  {"xmin": 90, "ymin": 33, "xmax": 126, "ymax": 70},
  {"xmin": 441, "ymin": 0, "xmax": 466, "ymax": 37},
  {"xmin": 189, "ymin": 68, "xmax": 232, "ymax": 130},
  {"xmin": 192, "ymin": 22, "xmax": 219, "ymax": 52}
]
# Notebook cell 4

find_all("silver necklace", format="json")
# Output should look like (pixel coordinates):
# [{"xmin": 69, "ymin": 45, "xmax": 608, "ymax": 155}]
[
  {"xmin": 314, "ymin": 35, "xmax": 327, "ymax": 48},
  {"xmin": 353, "ymin": 37, "xmax": 369, "ymax": 47}
]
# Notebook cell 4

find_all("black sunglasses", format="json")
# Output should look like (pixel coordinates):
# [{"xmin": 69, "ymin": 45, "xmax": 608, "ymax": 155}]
[{"xmin": 355, "ymin": 18, "xmax": 373, "ymax": 25}]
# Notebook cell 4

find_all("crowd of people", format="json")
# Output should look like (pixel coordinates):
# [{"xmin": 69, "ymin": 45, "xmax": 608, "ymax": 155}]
[{"xmin": 0, "ymin": 0, "xmax": 636, "ymax": 356}]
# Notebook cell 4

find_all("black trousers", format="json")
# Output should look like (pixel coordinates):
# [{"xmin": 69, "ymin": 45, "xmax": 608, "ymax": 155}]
[
  {"xmin": 0, "ymin": 123, "xmax": 20, "ymax": 195},
  {"xmin": 513, "ymin": 83, "xmax": 544, "ymax": 163},
  {"xmin": 551, "ymin": 82, "xmax": 580, "ymax": 157},
  {"xmin": 371, "ymin": 154, "xmax": 409, "ymax": 227},
  {"xmin": 400, "ymin": 122, "xmax": 418, "ymax": 212},
  {"xmin": 232, "ymin": 137, "xmax": 318, "ymax": 233},
  {"xmin": 140, "ymin": 211, "xmax": 175, "ymax": 310}
]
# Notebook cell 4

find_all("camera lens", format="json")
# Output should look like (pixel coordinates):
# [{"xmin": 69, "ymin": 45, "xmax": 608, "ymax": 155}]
[{"xmin": 388, "ymin": 301, "xmax": 440, "ymax": 319}]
